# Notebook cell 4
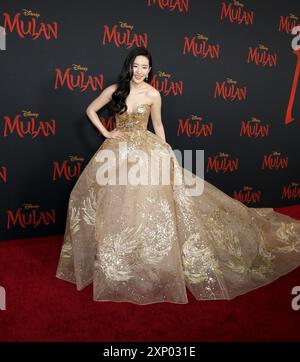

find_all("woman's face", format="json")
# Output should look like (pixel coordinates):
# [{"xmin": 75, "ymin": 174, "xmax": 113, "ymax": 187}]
[{"xmin": 131, "ymin": 55, "xmax": 151, "ymax": 84}]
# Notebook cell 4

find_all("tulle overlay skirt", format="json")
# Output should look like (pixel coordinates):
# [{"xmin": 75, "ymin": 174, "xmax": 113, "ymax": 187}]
[{"xmin": 56, "ymin": 129, "xmax": 300, "ymax": 304}]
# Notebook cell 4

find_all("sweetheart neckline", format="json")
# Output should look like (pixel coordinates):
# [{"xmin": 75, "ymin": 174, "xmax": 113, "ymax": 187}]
[{"xmin": 124, "ymin": 103, "xmax": 151, "ymax": 114}]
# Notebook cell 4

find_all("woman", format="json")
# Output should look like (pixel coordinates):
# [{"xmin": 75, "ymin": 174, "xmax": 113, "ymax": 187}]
[{"xmin": 56, "ymin": 46, "xmax": 300, "ymax": 305}]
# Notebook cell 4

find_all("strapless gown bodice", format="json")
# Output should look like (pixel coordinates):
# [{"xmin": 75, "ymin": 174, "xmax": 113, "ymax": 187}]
[{"xmin": 115, "ymin": 103, "xmax": 151, "ymax": 132}]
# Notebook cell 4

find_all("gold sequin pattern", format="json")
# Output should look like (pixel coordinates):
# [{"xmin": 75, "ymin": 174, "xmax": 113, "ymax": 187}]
[{"xmin": 56, "ymin": 104, "xmax": 300, "ymax": 304}]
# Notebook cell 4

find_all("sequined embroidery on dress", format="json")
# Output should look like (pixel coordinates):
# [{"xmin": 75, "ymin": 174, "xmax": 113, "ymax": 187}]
[{"xmin": 56, "ymin": 103, "xmax": 300, "ymax": 304}]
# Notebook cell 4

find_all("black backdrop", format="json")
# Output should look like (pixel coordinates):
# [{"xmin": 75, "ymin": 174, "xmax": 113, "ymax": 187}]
[{"xmin": 0, "ymin": 0, "xmax": 300, "ymax": 241}]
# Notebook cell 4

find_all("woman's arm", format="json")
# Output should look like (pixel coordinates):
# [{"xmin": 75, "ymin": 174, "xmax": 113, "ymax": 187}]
[
  {"xmin": 86, "ymin": 84, "xmax": 117, "ymax": 137},
  {"xmin": 150, "ymin": 90, "xmax": 166, "ymax": 142}
]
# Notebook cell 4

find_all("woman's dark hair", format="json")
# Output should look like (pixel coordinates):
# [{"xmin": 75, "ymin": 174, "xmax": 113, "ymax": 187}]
[{"xmin": 109, "ymin": 46, "xmax": 153, "ymax": 115}]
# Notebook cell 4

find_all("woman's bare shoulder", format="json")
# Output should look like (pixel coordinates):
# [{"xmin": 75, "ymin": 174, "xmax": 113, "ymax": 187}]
[
  {"xmin": 110, "ymin": 83, "xmax": 119, "ymax": 90},
  {"xmin": 146, "ymin": 84, "xmax": 159, "ymax": 105},
  {"xmin": 146, "ymin": 83, "xmax": 157, "ymax": 94},
  {"xmin": 104, "ymin": 83, "xmax": 118, "ymax": 94}
]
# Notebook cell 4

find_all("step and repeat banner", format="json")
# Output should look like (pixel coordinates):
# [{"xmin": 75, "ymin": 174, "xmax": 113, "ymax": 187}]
[{"xmin": 0, "ymin": 0, "xmax": 300, "ymax": 241}]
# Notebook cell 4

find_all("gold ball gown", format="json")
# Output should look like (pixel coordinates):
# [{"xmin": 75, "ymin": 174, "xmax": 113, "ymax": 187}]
[{"xmin": 56, "ymin": 103, "xmax": 300, "ymax": 304}]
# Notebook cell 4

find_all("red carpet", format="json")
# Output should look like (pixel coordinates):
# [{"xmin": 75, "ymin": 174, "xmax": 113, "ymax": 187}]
[{"xmin": 1, "ymin": 206, "xmax": 300, "ymax": 342}]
